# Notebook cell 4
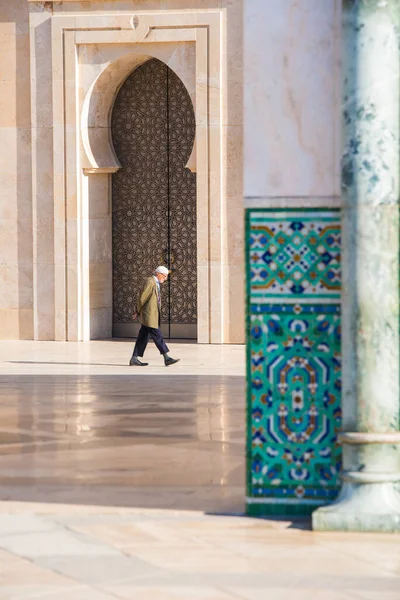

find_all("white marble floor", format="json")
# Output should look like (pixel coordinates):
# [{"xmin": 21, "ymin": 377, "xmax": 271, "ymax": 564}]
[
  {"xmin": 0, "ymin": 339, "xmax": 245, "ymax": 376},
  {"xmin": 0, "ymin": 341, "xmax": 399, "ymax": 600},
  {"xmin": 0, "ymin": 341, "xmax": 245, "ymax": 513},
  {"xmin": 0, "ymin": 501, "xmax": 400, "ymax": 600}
]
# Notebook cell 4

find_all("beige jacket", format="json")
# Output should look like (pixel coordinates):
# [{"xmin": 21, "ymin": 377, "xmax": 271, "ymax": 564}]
[{"xmin": 137, "ymin": 276, "xmax": 160, "ymax": 329}]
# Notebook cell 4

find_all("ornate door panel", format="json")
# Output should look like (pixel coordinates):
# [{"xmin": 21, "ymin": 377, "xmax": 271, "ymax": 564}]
[
  {"xmin": 111, "ymin": 58, "xmax": 197, "ymax": 339},
  {"xmin": 167, "ymin": 68, "xmax": 197, "ymax": 332}
]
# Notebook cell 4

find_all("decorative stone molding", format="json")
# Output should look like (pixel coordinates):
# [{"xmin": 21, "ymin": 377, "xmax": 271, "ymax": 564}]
[
  {"xmin": 340, "ymin": 432, "xmax": 400, "ymax": 445},
  {"xmin": 341, "ymin": 472, "xmax": 400, "ymax": 484},
  {"xmin": 29, "ymin": 5, "xmax": 226, "ymax": 343}
]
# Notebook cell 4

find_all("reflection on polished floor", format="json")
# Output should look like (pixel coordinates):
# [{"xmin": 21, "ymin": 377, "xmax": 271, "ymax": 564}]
[
  {"xmin": 0, "ymin": 341, "xmax": 246, "ymax": 513},
  {"xmin": 0, "ymin": 342, "xmax": 399, "ymax": 600}
]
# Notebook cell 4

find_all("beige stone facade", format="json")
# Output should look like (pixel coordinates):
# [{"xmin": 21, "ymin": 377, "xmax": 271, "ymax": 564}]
[
  {"xmin": 0, "ymin": 1, "xmax": 33, "ymax": 339},
  {"xmin": 0, "ymin": 0, "xmax": 244, "ymax": 343},
  {"xmin": 0, "ymin": 0, "xmax": 341, "ymax": 344}
]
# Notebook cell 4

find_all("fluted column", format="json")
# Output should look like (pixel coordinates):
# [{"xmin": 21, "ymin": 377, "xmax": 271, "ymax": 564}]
[{"xmin": 313, "ymin": 0, "xmax": 400, "ymax": 532}]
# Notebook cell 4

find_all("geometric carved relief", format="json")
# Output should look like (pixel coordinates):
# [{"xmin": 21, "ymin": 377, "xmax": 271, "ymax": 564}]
[
  {"xmin": 111, "ymin": 58, "xmax": 197, "ymax": 328},
  {"xmin": 167, "ymin": 66, "xmax": 197, "ymax": 326}
]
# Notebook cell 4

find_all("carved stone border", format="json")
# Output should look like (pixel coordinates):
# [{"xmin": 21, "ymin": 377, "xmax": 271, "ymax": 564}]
[{"xmin": 31, "ymin": 8, "xmax": 225, "ymax": 342}]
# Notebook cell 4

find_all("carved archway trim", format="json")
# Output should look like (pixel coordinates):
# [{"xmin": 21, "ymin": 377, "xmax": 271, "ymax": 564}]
[
  {"xmin": 48, "ymin": 10, "xmax": 224, "ymax": 344},
  {"xmin": 81, "ymin": 53, "xmax": 151, "ymax": 174},
  {"xmin": 81, "ymin": 48, "xmax": 197, "ymax": 175}
]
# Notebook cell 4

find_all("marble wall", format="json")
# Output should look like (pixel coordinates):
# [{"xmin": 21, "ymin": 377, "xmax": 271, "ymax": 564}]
[
  {"xmin": 244, "ymin": 0, "xmax": 341, "ymax": 204},
  {"xmin": 244, "ymin": 0, "xmax": 342, "ymax": 514},
  {"xmin": 0, "ymin": 0, "xmax": 33, "ymax": 339}
]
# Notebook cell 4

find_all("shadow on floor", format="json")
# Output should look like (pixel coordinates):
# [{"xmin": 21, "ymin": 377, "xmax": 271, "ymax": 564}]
[{"xmin": 8, "ymin": 361, "xmax": 130, "ymax": 367}]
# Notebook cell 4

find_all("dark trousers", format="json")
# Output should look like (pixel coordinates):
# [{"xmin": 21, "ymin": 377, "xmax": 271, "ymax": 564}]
[{"xmin": 132, "ymin": 325, "xmax": 169, "ymax": 357}]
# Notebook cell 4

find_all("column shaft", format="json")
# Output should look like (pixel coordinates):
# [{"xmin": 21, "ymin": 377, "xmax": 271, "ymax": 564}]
[{"xmin": 313, "ymin": 0, "xmax": 400, "ymax": 532}]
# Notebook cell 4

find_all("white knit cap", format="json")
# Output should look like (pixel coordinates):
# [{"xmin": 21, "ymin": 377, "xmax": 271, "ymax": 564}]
[{"xmin": 155, "ymin": 266, "xmax": 169, "ymax": 275}]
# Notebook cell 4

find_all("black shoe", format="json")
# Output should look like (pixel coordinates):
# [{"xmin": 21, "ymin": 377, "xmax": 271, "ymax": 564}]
[
  {"xmin": 164, "ymin": 356, "xmax": 180, "ymax": 367},
  {"xmin": 129, "ymin": 357, "xmax": 148, "ymax": 366}
]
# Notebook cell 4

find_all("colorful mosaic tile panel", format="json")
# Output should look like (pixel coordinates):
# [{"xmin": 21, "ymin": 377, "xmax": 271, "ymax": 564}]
[
  {"xmin": 249, "ymin": 305, "xmax": 342, "ymax": 503},
  {"xmin": 246, "ymin": 209, "xmax": 342, "ymax": 515},
  {"xmin": 249, "ymin": 211, "xmax": 341, "ymax": 300}
]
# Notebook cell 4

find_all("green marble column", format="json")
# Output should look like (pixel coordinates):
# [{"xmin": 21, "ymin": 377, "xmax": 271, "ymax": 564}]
[{"xmin": 313, "ymin": 0, "xmax": 400, "ymax": 532}]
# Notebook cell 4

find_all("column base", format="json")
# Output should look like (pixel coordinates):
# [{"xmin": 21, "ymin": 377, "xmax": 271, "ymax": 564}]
[{"xmin": 312, "ymin": 482, "xmax": 400, "ymax": 533}]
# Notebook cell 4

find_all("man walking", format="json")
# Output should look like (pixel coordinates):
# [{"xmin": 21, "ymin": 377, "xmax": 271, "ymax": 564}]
[{"xmin": 129, "ymin": 266, "xmax": 180, "ymax": 367}]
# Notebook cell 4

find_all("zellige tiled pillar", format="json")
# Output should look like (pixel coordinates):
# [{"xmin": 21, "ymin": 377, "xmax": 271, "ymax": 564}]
[{"xmin": 313, "ymin": 0, "xmax": 400, "ymax": 532}]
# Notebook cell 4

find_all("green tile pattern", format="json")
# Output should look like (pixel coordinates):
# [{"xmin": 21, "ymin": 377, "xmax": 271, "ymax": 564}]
[
  {"xmin": 249, "ymin": 211, "xmax": 341, "ymax": 300},
  {"xmin": 246, "ymin": 209, "xmax": 342, "ymax": 515}
]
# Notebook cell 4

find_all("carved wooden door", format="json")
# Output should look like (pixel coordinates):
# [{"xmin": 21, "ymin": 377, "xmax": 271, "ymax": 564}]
[{"xmin": 111, "ymin": 58, "xmax": 197, "ymax": 339}]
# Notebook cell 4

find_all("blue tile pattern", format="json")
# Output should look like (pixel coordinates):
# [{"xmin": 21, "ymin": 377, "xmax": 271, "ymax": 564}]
[
  {"xmin": 246, "ymin": 210, "xmax": 342, "ymax": 515},
  {"xmin": 249, "ymin": 212, "xmax": 341, "ymax": 300}
]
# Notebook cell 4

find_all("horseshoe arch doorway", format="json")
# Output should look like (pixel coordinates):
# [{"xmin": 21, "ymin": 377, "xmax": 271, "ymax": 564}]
[{"xmin": 111, "ymin": 58, "xmax": 197, "ymax": 340}]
